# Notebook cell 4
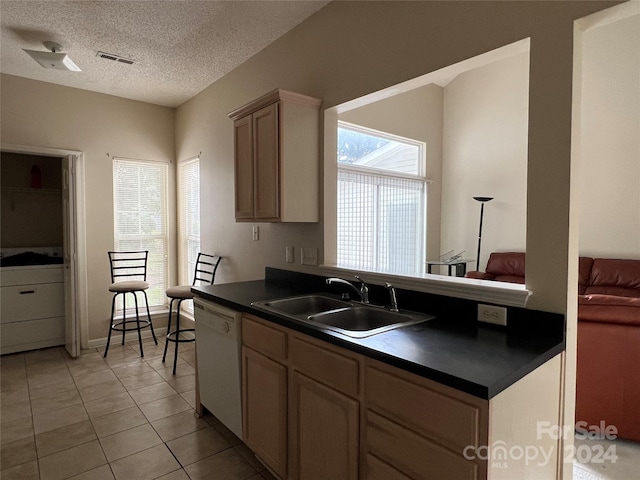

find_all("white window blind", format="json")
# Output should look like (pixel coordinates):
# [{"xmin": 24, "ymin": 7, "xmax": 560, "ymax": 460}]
[
  {"xmin": 337, "ymin": 123, "xmax": 427, "ymax": 276},
  {"xmin": 338, "ymin": 168, "xmax": 425, "ymax": 275},
  {"xmin": 113, "ymin": 158, "xmax": 168, "ymax": 308},
  {"xmin": 178, "ymin": 157, "xmax": 200, "ymax": 314}
]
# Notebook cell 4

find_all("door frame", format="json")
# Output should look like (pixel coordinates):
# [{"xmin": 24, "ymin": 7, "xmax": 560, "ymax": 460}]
[{"xmin": 1, "ymin": 143, "xmax": 87, "ymax": 356}]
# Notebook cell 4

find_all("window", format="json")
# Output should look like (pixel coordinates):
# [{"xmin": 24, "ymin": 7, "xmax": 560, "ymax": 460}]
[
  {"xmin": 113, "ymin": 158, "xmax": 168, "ymax": 309},
  {"xmin": 178, "ymin": 157, "xmax": 200, "ymax": 313},
  {"xmin": 337, "ymin": 122, "xmax": 427, "ymax": 276}
]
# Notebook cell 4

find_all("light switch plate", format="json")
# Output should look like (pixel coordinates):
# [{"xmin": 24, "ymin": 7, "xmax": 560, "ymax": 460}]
[
  {"xmin": 300, "ymin": 248, "xmax": 318, "ymax": 265},
  {"xmin": 286, "ymin": 246, "xmax": 294, "ymax": 263}
]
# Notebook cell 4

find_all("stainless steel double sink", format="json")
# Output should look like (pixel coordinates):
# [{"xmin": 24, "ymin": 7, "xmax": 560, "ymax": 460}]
[{"xmin": 251, "ymin": 294, "xmax": 435, "ymax": 338}]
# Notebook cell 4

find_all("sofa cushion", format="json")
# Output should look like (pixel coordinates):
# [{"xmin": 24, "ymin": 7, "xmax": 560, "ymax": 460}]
[
  {"xmin": 578, "ymin": 294, "xmax": 640, "ymax": 326},
  {"xmin": 485, "ymin": 252, "xmax": 525, "ymax": 284},
  {"xmin": 585, "ymin": 258, "xmax": 640, "ymax": 298},
  {"xmin": 578, "ymin": 257, "xmax": 594, "ymax": 295},
  {"xmin": 576, "ymin": 319, "xmax": 640, "ymax": 442},
  {"xmin": 491, "ymin": 274, "xmax": 525, "ymax": 284},
  {"xmin": 465, "ymin": 271, "xmax": 496, "ymax": 281}
]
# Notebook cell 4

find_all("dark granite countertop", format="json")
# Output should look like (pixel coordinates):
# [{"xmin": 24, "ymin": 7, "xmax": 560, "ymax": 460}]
[{"xmin": 193, "ymin": 270, "xmax": 565, "ymax": 400}]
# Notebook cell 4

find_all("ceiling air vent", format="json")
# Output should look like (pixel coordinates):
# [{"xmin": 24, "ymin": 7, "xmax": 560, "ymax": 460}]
[{"xmin": 97, "ymin": 51, "xmax": 135, "ymax": 65}]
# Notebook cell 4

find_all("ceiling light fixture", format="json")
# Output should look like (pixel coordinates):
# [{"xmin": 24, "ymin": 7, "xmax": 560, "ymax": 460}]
[{"xmin": 23, "ymin": 41, "xmax": 81, "ymax": 72}]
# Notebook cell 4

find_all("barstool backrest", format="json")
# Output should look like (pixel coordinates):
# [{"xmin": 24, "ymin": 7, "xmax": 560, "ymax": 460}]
[
  {"xmin": 192, "ymin": 253, "xmax": 222, "ymax": 286},
  {"xmin": 108, "ymin": 250, "xmax": 149, "ymax": 283}
]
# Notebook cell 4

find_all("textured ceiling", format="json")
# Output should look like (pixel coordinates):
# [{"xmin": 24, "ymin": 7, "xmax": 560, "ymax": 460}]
[{"xmin": 0, "ymin": 1, "xmax": 328, "ymax": 107}]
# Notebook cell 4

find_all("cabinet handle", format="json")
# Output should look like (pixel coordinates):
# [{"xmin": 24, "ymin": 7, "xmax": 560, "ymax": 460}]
[{"xmin": 19, "ymin": 290, "xmax": 36, "ymax": 295}]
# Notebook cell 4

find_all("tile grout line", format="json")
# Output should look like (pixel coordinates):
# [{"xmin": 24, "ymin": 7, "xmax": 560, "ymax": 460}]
[
  {"xmin": 3, "ymin": 341, "xmax": 262, "ymax": 480},
  {"xmin": 77, "ymin": 341, "xmax": 206, "ymax": 479}
]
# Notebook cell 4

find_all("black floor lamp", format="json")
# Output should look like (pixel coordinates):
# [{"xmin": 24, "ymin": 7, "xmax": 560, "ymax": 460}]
[{"xmin": 473, "ymin": 196, "xmax": 493, "ymax": 271}]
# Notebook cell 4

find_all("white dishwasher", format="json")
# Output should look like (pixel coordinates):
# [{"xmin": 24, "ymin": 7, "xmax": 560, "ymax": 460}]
[{"xmin": 194, "ymin": 296, "xmax": 243, "ymax": 440}]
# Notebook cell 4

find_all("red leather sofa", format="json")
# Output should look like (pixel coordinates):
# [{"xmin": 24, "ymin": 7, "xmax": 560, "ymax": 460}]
[{"xmin": 467, "ymin": 252, "xmax": 640, "ymax": 442}]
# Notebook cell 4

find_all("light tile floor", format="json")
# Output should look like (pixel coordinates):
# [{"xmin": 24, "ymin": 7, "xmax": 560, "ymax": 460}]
[
  {"xmin": 2, "ymin": 339, "xmax": 638, "ymax": 479},
  {"xmin": 1, "ymin": 338, "xmax": 276, "ymax": 480},
  {"xmin": 573, "ymin": 436, "xmax": 640, "ymax": 480}
]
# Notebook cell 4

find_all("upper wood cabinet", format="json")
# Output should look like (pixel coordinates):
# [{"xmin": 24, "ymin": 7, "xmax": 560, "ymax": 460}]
[{"xmin": 228, "ymin": 89, "xmax": 322, "ymax": 222}]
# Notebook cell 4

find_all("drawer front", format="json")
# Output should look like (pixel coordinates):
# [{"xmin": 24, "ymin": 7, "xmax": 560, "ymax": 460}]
[
  {"xmin": 1, "ymin": 266, "xmax": 64, "ymax": 286},
  {"xmin": 366, "ymin": 453, "xmax": 412, "ymax": 480},
  {"xmin": 366, "ymin": 365, "xmax": 484, "ymax": 452},
  {"xmin": 1, "ymin": 283, "xmax": 64, "ymax": 323},
  {"xmin": 1, "ymin": 317, "xmax": 65, "ymax": 350},
  {"xmin": 242, "ymin": 314, "xmax": 287, "ymax": 362},
  {"xmin": 290, "ymin": 335, "xmax": 359, "ymax": 397},
  {"xmin": 366, "ymin": 411, "xmax": 479, "ymax": 480}
]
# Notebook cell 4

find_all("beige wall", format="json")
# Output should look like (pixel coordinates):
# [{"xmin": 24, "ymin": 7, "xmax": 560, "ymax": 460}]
[
  {"xmin": 177, "ymin": 1, "xmax": 618, "ymax": 309},
  {"xmin": 442, "ymin": 52, "xmax": 529, "ymax": 269},
  {"xmin": 0, "ymin": 74, "xmax": 176, "ymax": 342},
  {"xmin": 579, "ymin": 12, "xmax": 640, "ymax": 259},
  {"xmin": 338, "ymin": 84, "xmax": 444, "ymax": 262},
  {"xmin": 176, "ymin": 4, "xmax": 621, "ymax": 477}
]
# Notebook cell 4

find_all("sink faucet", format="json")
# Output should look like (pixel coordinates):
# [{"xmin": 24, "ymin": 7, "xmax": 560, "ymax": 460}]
[
  {"xmin": 326, "ymin": 275, "xmax": 369, "ymax": 303},
  {"xmin": 385, "ymin": 283, "xmax": 399, "ymax": 312}
]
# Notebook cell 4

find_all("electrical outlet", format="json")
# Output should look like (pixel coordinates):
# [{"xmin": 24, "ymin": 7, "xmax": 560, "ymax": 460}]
[
  {"xmin": 285, "ymin": 246, "xmax": 294, "ymax": 263},
  {"xmin": 477, "ymin": 304, "xmax": 507, "ymax": 326},
  {"xmin": 300, "ymin": 248, "xmax": 318, "ymax": 266}
]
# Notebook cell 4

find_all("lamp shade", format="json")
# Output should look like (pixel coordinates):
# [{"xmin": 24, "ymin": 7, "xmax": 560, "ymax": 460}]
[{"xmin": 473, "ymin": 196, "xmax": 493, "ymax": 271}]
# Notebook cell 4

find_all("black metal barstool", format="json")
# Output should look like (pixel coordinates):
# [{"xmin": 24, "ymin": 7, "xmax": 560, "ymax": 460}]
[
  {"xmin": 162, "ymin": 253, "xmax": 222, "ymax": 374},
  {"xmin": 104, "ymin": 250, "xmax": 158, "ymax": 358}
]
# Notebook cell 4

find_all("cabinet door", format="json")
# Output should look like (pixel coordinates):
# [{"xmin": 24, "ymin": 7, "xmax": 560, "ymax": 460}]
[
  {"xmin": 242, "ymin": 346, "xmax": 287, "ymax": 479},
  {"xmin": 366, "ymin": 453, "xmax": 412, "ymax": 480},
  {"xmin": 252, "ymin": 102, "xmax": 280, "ymax": 220},
  {"xmin": 290, "ymin": 371, "xmax": 359, "ymax": 480},
  {"xmin": 234, "ymin": 115, "xmax": 254, "ymax": 220}
]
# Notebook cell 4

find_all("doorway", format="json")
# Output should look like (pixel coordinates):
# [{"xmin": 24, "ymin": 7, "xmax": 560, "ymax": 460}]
[{"xmin": 0, "ymin": 143, "xmax": 87, "ymax": 357}]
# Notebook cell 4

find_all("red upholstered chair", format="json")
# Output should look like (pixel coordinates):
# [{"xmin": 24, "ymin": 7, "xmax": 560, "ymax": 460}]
[{"xmin": 465, "ymin": 252, "xmax": 526, "ymax": 284}]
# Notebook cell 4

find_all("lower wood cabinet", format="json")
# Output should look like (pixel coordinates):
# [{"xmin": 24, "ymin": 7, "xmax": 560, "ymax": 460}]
[
  {"xmin": 241, "ymin": 313, "xmax": 563, "ymax": 480},
  {"xmin": 290, "ymin": 371, "xmax": 359, "ymax": 480},
  {"xmin": 242, "ymin": 314, "xmax": 361, "ymax": 480},
  {"xmin": 365, "ymin": 453, "xmax": 413, "ymax": 480},
  {"xmin": 242, "ymin": 346, "xmax": 288, "ymax": 479},
  {"xmin": 242, "ymin": 315, "xmax": 289, "ymax": 479},
  {"xmin": 363, "ymin": 360, "xmax": 487, "ymax": 480},
  {"xmin": 366, "ymin": 410, "xmax": 479, "ymax": 480}
]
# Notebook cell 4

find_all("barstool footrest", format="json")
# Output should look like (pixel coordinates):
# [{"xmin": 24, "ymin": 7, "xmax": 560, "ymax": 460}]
[
  {"xmin": 166, "ymin": 328, "xmax": 196, "ymax": 343},
  {"xmin": 110, "ymin": 319, "xmax": 154, "ymax": 333}
]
